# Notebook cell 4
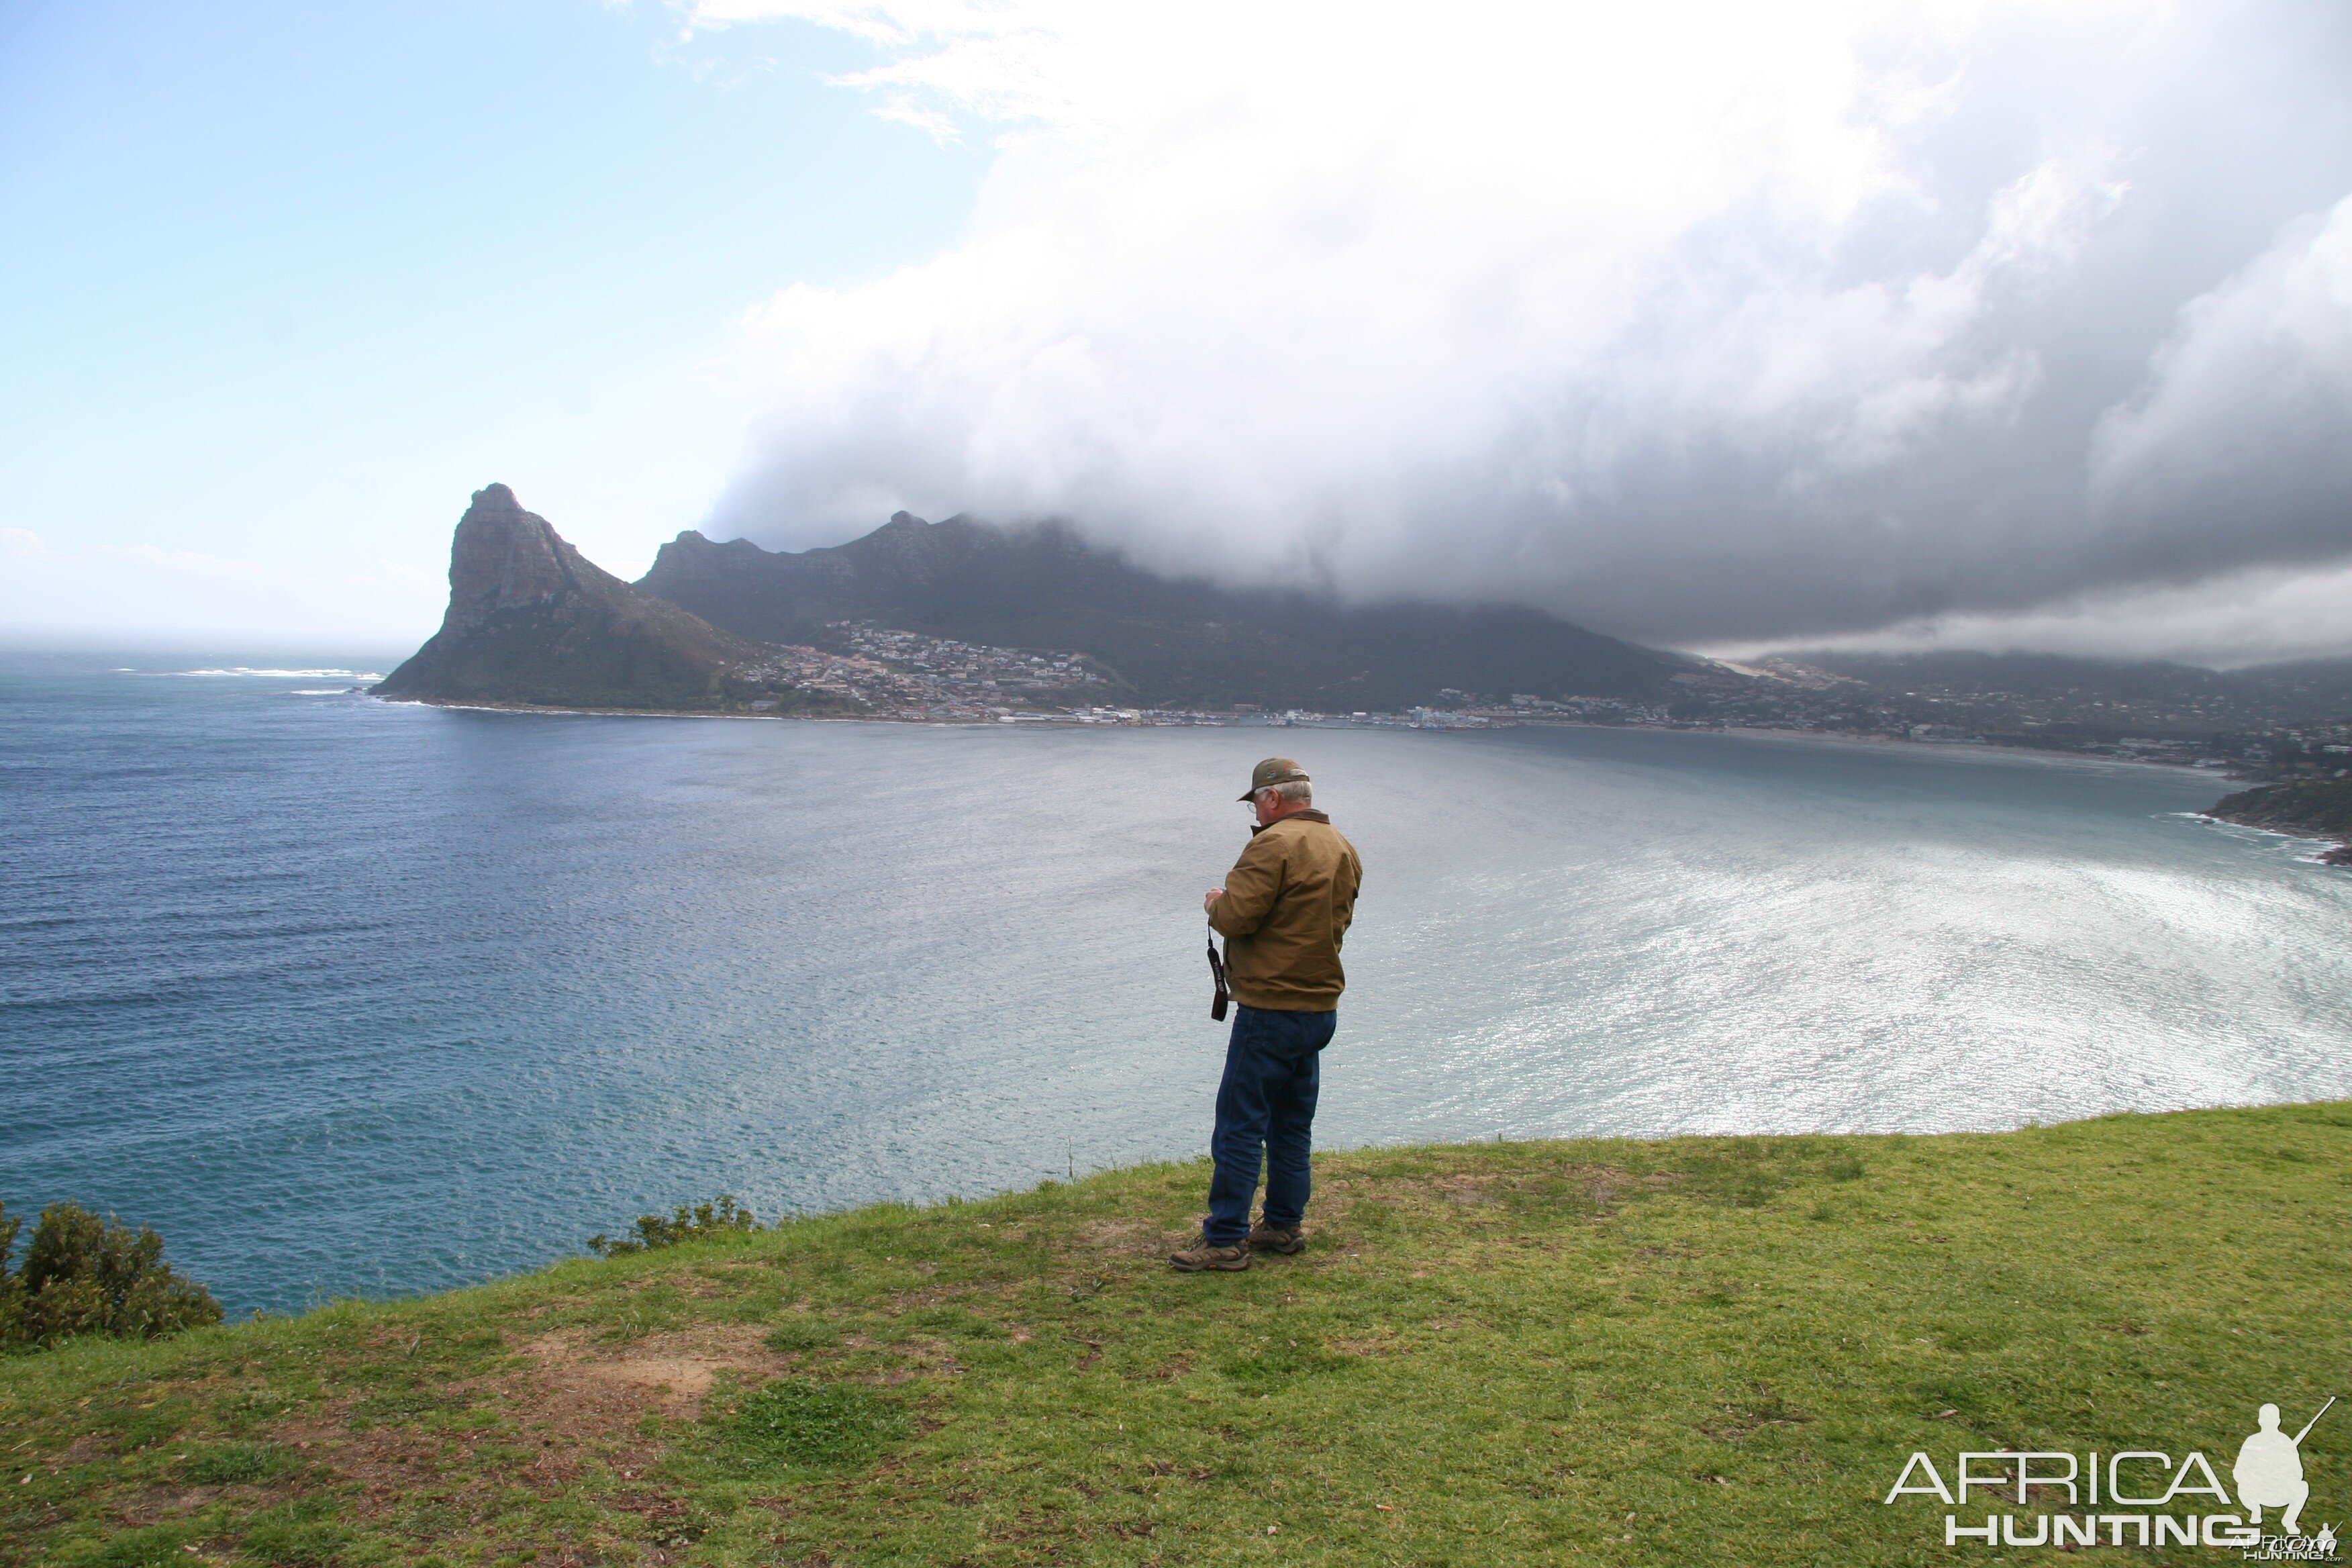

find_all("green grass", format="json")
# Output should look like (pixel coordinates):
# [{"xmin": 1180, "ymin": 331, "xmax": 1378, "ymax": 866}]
[{"xmin": 4, "ymin": 1104, "xmax": 2348, "ymax": 1565}]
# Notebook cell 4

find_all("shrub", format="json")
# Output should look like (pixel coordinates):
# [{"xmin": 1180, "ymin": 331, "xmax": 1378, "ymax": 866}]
[
  {"xmin": 587, "ymin": 1195, "xmax": 762, "ymax": 1257},
  {"xmin": 0, "ymin": 1202, "xmax": 222, "ymax": 1349},
  {"xmin": 0, "ymin": 1205, "xmax": 18, "ymax": 1332}
]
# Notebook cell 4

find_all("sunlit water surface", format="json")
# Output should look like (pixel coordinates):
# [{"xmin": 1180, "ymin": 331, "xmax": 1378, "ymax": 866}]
[{"xmin": 4, "ymin": 654, "xmax": 2347, "ymax": 1312}]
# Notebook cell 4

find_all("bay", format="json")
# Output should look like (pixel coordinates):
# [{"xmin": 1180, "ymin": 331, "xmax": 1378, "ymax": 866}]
[{"xmin": 3, "ymin": 651, "xmax": 2347, "ymax": 1314}]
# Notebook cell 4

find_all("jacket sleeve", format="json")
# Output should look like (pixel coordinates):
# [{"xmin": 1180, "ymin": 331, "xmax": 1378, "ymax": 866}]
[
  {"xmin": 1332, "ymin": 848, "xmax": 1362, "ymax": 948},
  {"xmin": 1209, "ymin": 833, "xmax": 1285, "ymax": 938}
]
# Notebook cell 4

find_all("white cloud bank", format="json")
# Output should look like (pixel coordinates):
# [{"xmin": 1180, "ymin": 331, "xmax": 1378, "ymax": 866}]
[
  {"xmin": 1714, "ymin": 559, "xmax": 2352, "ymax": 671},
  {"xmin": 686, "ymin": 0, "xmax": 2352, "ymax": 661}
]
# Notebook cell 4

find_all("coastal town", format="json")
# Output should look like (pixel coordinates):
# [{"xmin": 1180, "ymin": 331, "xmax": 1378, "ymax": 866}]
[
  {"xmin": 728, "ymin": 622, "xmax": 2352, "ymax": 785},
  {"xmin": 735, "ymin": 622, "xmax": 1114, "ymax": 716}
]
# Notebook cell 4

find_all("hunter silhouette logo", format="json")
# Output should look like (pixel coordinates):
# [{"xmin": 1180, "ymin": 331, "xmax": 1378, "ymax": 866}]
[
  {"xmin": 1882, "ymin": 1395, "xmax": 2339, "ymax": 1555},
  {"xmin": 2239, "ymin": 1400, "xmax": 2334, "ymax": 1536}
]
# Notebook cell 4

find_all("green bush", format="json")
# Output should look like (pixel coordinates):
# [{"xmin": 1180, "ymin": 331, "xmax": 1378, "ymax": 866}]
[
  {"xmin": 0, "ymin": 1202, "xmax": 222, "ymax": 1349},
  {"xmin": 587, "ymin": 1194, "xmax": 762, "ymax": 1257}
]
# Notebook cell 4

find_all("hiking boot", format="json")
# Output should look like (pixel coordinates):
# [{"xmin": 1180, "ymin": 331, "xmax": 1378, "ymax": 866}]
[
  {"xmin": 1169, "ymin": 1235, "xmax": 1251, "ymax": 1272},
  {"xmin": 1248, "ymin": 1222, "xmax": 1305, "ymax": 1255}
]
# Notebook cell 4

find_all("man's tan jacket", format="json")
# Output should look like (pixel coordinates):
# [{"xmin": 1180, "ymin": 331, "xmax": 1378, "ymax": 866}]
[{"xmin": 1209, "ymin": 810, "xmax": 1363, "ymax": 1011}]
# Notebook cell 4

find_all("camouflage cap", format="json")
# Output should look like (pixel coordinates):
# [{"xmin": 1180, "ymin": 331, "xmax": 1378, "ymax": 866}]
[{"xmin": 1239, "ymin": 756, "xmax": 1310, "ymax": 801}]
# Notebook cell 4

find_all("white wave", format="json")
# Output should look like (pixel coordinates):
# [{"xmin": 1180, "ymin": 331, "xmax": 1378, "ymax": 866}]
[{"xmin": 154, "ymin": 667, "xmax": 381, "ymax": 679}]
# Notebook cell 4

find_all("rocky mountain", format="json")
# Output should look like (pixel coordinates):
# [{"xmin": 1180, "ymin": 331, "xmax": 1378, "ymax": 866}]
[
  {"xmin": 376, "ymin": 485, "xmax": 842, "ymax": 712},
  {"xmin": 637, "ymin": 512, "xmax": 1695, "ymax": 710}
]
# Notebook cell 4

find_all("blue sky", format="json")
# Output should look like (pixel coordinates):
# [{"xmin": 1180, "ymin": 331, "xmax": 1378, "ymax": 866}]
[
  {"xmin": 5, "ymin": 2, "xmax": 2350, "ymax": 663},
  {"xmin": 0, "ymin": 0, "xmax": 983, "ymax": 644}
]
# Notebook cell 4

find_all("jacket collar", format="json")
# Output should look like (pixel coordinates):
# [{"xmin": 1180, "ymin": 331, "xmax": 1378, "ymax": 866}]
[{"xmin": 1250, "ymin": 808, "xmax": 1330, "ymax": 836}]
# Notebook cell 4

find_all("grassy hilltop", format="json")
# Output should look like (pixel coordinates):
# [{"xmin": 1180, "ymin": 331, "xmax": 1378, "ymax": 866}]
[{"xmin": 5, "ymin": 1104, "xmax": 2348, "ymax": 1567}]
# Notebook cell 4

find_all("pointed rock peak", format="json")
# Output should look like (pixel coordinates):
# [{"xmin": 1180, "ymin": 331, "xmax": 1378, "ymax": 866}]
[
  {"xmin": 885, "ymin": 510, "xmax": 928, "ymax": 529},
  {"xmin": 444, "ymin": 485, "xmax": 577, "ymax": 633}
]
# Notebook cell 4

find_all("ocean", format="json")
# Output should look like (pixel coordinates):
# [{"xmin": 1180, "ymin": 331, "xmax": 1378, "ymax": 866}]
[{"xmin": 4, "ymin": 652, "xmax": 2348, "ymax": 1315}]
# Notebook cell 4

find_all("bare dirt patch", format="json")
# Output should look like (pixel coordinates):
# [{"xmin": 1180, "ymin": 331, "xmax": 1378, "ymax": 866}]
[
  {"xmin": 1320, "ymin": 1163, "xmax": 1670, "ymax": 1221},
  {"xmin": 1073, "ymin": 1216, "xmax": 1161, "ymax": 1253},
  {"xmin": 236, "ymin": 1322, "xmax": 803, "ymax": 1551},
  {"xmin": 1563, "ymin": 1165, "xmax": 1679, "ymax": 1208},
  {"xmin": 1434, "ymin": 1174, "xmax": 1507, "ymax": 1205},
  {"xmin": 524, "ymin": 1322, "xmax": 791, "ymax": 1417}
]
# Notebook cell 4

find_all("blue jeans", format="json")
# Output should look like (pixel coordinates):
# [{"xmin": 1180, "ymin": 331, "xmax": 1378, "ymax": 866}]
[{"xmin": 1204, "ymin": 1005, "xmax": 1336, "ymax": 1244}]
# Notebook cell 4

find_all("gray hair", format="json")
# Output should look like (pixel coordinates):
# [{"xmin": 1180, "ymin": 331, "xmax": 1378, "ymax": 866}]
[{"xmin": 1255, "ymin": 779, "xmax": 1312, "ymax": 807}]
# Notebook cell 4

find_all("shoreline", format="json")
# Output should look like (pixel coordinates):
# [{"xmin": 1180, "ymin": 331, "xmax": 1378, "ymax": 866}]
[
  {"xmin": 2188, "ymin": 812, "xmax": 2351, "ymax": 862},
  {"xmin": 373, "ymin": 694, "xmax": 2255, "ymax": 779}
]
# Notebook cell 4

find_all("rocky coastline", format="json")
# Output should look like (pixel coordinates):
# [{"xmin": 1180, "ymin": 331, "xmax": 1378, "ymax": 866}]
[{"xmin": 2201, "ymin": 777, "xmax": 2352, "ymax": 864}]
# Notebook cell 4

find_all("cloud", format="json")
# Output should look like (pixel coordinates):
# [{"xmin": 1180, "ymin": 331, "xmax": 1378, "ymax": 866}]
[
  {"xmin": 1, "ymin": 527, "xmax": 57, "ymax": 561},
  {"xmin": 1714, "ymin": 559, "xmax": 2352, "ymax": 670},
  {"xmin": 688, "ymin": 0, "xmax": 2352, "ymax": 657},
  {"xmin": 2087, "ymin": 195, "xmax": 2352, "ymax": 583}
]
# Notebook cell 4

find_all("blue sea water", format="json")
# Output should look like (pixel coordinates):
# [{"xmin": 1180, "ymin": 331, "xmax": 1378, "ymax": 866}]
[{"xmin": 3, "ymin": 650, "xmax": 2349, "ymax": 1314}]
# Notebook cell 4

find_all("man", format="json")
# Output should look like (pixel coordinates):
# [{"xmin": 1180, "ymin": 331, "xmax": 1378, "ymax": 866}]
[{"xmin": 1171, "ymin": 757, "xmax": 1363, "ymax": 1272}]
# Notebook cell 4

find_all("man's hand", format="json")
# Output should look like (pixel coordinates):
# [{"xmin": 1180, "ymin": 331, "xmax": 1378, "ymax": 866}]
[{"xmin": 1204, "ymin": 887, "xmax": 1224, "ymax": 915}]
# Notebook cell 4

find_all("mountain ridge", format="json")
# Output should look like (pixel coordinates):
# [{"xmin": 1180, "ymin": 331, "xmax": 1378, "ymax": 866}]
[
  {"xmin": 638, "ymin": 511, "xmax": 1697, "ymax": 710},
  {"xmin": 375, "ymin": 488, "xmax": 2352, "ymax": 744}
]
